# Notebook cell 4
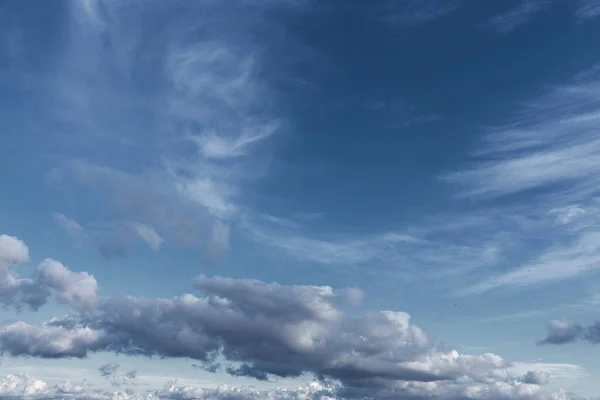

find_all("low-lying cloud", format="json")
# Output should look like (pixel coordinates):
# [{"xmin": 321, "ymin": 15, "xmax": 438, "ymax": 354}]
[{"xmin": 0, "ymin": 234, "xmax": 568, "ymax": 399}]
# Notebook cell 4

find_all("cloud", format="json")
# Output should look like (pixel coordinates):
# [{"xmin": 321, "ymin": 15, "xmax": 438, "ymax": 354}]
[
  {"xmin": 445, "ymin": 66, "xmax": 600, "ymax": 294},
  {"xmin": 539, "ymin": 318, "xmax": 600, "ymax": 346},
  {"xmin": 0, "ymin": 235, "xmax": 98, "ymax": 311},
  {"xmin": 462, "ymin": 231, "xmax": 600, "ymax": 295},
  {"xmin": 0, "ymin": 234, "xmax": 29, "ymax": 265},
  {"xmin": 548, "ymin": 206, "xmax": 587, "ymax": 225},
  {"xmin": 37, "ymin": 259, "xmax": 99, "ymax": 309},
  {"xmin": 203, "ymin": 220, "xmax": 230, "ymax": 264},
  {"xmin": 480, "ymin": 310, "xmax": 546, "ymax": 324},
  {"xmin": 31, "ymin": 0, "xmax": 296, "ymax": 264},
  {"xmin": 0, "ymin": 373, "xmax": 339, "ymax": 400},
  {"xmin": 538, "ymin": 320, "xmax": 584, "ymax": 345},
  {"xmin": 482, "ymin": 0, "xmax": 600, "ymax": 32},
  {"xmin": 53, "ymin": 212, "xmax": 164, "ymax": 257},
  {"xmin": 374, "ymin": 0, "xmax": 463, "ymax": 28},
  {"xmin": 443, "ymin": 67, "xmax": 600, "ymax": 201},
  {"xmin": 575, "ymin": 0, "xmax": 600, "ymax": 19},
  {"xmin": 0, "ymin": 236, "xmax": 568, "ymax": 399},
  {"xmin": 511, "ymin": 363, "xmax": 587, "ymax": 382},
  {"xmin": 53, "ymin": 213, "xmax": 88, "ymax": 244},
  {"xmin": 130, "ymin": 223, "xmax": 164, "ymax": 251},
  {"xmin": 521, "ymin": 371, "xmax": 550, "ymax": 385},
  {"xmin": 482, "ymin": 0, "xmax": 550, "ymax": 33},
  {"xmin": 98, "ymin": 363, "xmax": 137, "ymax": 388}
]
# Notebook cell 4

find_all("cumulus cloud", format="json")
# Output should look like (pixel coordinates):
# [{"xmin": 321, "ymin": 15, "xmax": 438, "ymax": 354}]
[
  {"xmin": 0, "ymin": 234, "xmax": 29, "ymax": 265},
  {"xmin": 538, "ymin": 320, "xmax": 584, "ymax": 345},
  {"xmin": 539, "ymin": 319, "xmax": 600, "ymax": 345},
  {"xmin": 0, "ymin": 236, "xmax": 566, "ymax": 399},
  {"xmin": 0, "ymin": 373, "xmax": 340, "ymax": 400},
  {"xmin": 521, "ymin": 370, "xmax": 550, "ymax": 385},
  {"xmin": 0, "ymin": 235, "xmax": 98, "ymax": 311},
  {"xmin": 37, "ymin": 259, "xmax": 99, "ymax": 309}
]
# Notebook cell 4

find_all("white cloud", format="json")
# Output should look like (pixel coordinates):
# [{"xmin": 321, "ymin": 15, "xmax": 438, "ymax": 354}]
[
  {"xmin": 444, "ymin": 70, "xmax": 600, "ymax": 200},
  {"xmin": 548, "ymin": 206, "xmax": 587, "ymax": 225},
  {"xmin": 130, "ymin": 223, "xmax": 164, "ymax": 251},
  {"xmin": 37, "ymin": 259, "xmax": 99, "ymax": 309},
  {"xmin": 443, "ymin": 66, "xmax": 600, "ymax": 294},
  {"xmin": 480, "ymin": 310, "xmax": 547, "ymax": 324},
  {"xmin": 510, "ymin": 363, "xmax": 587, "ymax": 382},
  {"xmin": 0, "ymin": 234, "xmax": 29, "ymax": 265},
  {"xmin": 53, "ymin": 213, "xmax": 88, "ymax": 243},
  {"xmin": 463, "ymin": 231, "xmax": 600, "ymax": 295},
  {"xmin": 0, "ymin": 235, "xmax": 98, "ymax": 310}
]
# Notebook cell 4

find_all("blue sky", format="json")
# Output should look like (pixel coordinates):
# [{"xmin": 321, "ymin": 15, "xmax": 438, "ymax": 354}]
[{"xmin": 1, "ymin": 0, "xmax": 600, "ymax": 399}]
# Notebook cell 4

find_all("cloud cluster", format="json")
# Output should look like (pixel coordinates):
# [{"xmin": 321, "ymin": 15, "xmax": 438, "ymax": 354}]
[
  {"xmin": 98, "ymin": 363, "xmax": 137, "ymax": 388},
  {"xmin": 539, "ymin": 319, "xmax": 600, "ymax": 345},
  {"xmin": 0, "ymin": 233, "xmax": 567, "ymax": 399},
  {"xmin": 0, "ymin": 234, "xmax": 98, "ymax": 310},
  {"xmin": 0, "ymin": 373, "xmax": 337, "ymax": 400}
]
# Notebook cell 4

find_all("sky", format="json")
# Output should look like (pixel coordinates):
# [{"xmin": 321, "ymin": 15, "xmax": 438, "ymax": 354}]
[{"xmin": 1, "ymin": 0, "xmax": 600, "ymax": 399}]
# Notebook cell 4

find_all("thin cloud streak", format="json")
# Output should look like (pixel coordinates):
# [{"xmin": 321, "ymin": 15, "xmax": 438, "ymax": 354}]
[{"xmin": 447, "ymin": 66, "xmax": 600, "ymax": 295}]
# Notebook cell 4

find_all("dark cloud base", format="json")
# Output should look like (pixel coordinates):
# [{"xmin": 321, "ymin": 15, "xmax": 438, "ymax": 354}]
[{"xmin": 0, "ymin": 234, "xmax": 567, "ymax": 400}]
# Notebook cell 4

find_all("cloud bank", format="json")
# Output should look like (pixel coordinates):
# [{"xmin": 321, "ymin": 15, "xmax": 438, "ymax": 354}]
[{"xmin": 0, "ymin": 234, "xmax": 567, "ymax": 399}]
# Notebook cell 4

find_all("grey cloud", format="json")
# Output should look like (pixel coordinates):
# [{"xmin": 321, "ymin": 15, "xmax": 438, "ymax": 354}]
[
  {"xmin": 582, "ymin": 320, "xmax": 600, "ymax": 343},
  {"xmin": 0, "ymin": 235, "xmax": 567, "ymax": 398},
  {"xmin": 541, "ymin": 319, "xmax": 600, "ymax": 345},
  {"xmin": 54, "ymin": 212, "xmax": 167, "ymax": 258},
  {"xmin": 0, "ymin": 235, "xmax": 98, "ymax": 311},
  {"xmin": 37, "ymin": 259, "xmax": 99, "ymax": 309},
  {"xmin": 98, "ymin": 363, "xmax": 138, "ymax": 387},
  {"xmin": 0, "ymin": 322, "xmax": 106, "ymax": 358},
  {"xmin": 522, "ymin": 370, "xmax": 550, "ymax": 385},
  {"xmin": 0, "ymin": 273, "xmax": 564, "ymax": 399},
  {"xmin": 98, "ymin": 363, "xmax": 119, "ymax": 377},
  {"xmin": 538, "ymin": 320, "xmax": 583, "ymax": 345}
]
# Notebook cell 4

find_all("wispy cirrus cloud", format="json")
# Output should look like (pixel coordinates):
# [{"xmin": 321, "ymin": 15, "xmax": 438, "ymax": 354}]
[
  {"xmin": 374, "ymin": 0, "xmax": 463, "ymax": 28},
  {"xmin": 53, "ymin": 211, "xmax": 166, "ymax": 257},
  {"xmin": 482, "ymin": 0, "xmax": 551, "ymax": 33},
  {"xmin": 6, "ymin": 0, "xmax": 295, "ymax": 262},
  {"xmin": 482, "ymin": 0, "xmax": 600, "ymax": 33},
  {"xmin": 129, "ymin": 223, "xmax": 164, "ymax": 251},
  {"xmin": 446, "ymin": 66, "xmax": 600, "ymax": 294},
  {"xmin": 463, "ymin": 231, "xmax": 600, "ymax": 295}
]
